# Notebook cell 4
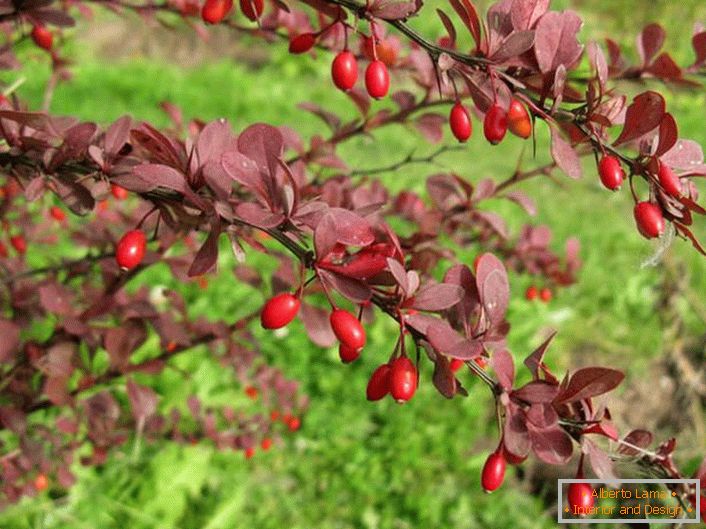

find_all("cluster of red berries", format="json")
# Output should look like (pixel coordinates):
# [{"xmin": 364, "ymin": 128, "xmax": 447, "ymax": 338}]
[
  {"xmin": 525, "ymin": 285, "xmax": 552, "ymax": 303},
  {"xmin": 330, "ymin": 50, "xmax": 390, "ymax": 100},
  {"xmin": 597, "ymin": 155, "xmax": 679, "ymax": 240},
  {"xmin": 201, "ymin": 0, "xmax": 263, "ymax": 24},
  {"xmin": 366, "ymin": 356, "xmax": 418, "ymax": 403},
  {"xmin": 449, "ymin": 98, "xmax": 531, "ymax": 144}
]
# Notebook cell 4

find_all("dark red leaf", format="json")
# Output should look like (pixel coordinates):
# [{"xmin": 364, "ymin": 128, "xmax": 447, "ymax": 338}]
[
  {"xmin": 582, "ymin": 437, "xmax": 617, "ymax": 480},
  {"xmin": 126, "ymin": 378, "xmax": 159, "ymax": 425},
  {"xmin": 299, "ymin": 302, "xmax": 336, "ymax": 348},
  {"xmin": 555, "ymin": 367, "xmax": 625, "ymax": 404},
  {"xmin": 524, "ymin": 331, "xmax": 557, "ymax": 379},
  {"xmin": 475, "ymin": 253, "xmax": 510, "ymax": 325},
  {"xmin": 0, "ymin": 320, "xmax": 21, "ymax": 363},
  {"xmin": 613, "ymin": 91, "xmax": 665, "ymax": 147},
  {"xmin": 534, "ymin": 10, "xmax": 583, "ymax": 73},
  {"xmin": 655, "ymin": 113, "xmax": 678, "ymax": 157},
  {"xmin": 491, "ymin": 348, "xmax": 514, "ymax": 391},
  {"xmin": 415, "ymin": 113, "xmax": 446, "ymax": 143},
  {"xmin": 512, "ymin": 380, "xmax": 559, "ymax": 403},
  {"xmin": 550, "ymin": 126, "xmax": 582, "ymax": 179},
  {"xmin": 104, "ymin": 320, "xmax": 148, "ymax": 370},
  {"xmin": 411, "ymin": 283, "xmax": 464, "ymax": 311},
  {"xmin": 510, "ymin": 0, "xmax": 549, "ymax": 30},
  {"xmin": 637, "ymin": 23, "xmax": 665, "ymax": 66},
  {"xmin": 188, "ymin": 218, "xmax": 221, "ymax": 277},
  {"xmin": 528, "ymin": 423, "xmax": 573, "ymax": 464},
  {"xmin": 432, "ymin": 355, "xmax": 457, "ymax": 398},
  {"xmin": 317, "ymin": 269, "xmax": 372, "ymax": 304}
]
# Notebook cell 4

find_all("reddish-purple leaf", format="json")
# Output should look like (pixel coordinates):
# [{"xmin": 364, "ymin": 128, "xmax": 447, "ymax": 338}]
[
  {"xmin": 655, "ymin": 113, "xmax": 678, "ymax": 157},
  {"xmin": 475, "ymin": 253, "xmax": 510, "ymax": 325},
  {"xmin": 436, "ymin": 9, "xmax": 457, "ymax": 45},
  {"xmin": 411, "ymin": 283, "xmax": 464, "ymax": 311},
  {"xmin": 448, "ymin": 0, "xmax": 482, "ymax": 50},
  {"xmin": 0, "ymin": 320, "xmax": 20, "ymax": 363},
  {"xmin": 195, "ymin": 119, "xmax": 233, "ymax": 168},
  {"xmin": 637, "ymin": 23, "xmax": 665, "ymax": 66},
  {"xmin": 299, "ymin": 302, "xmax": 336, "ymax": 348},
  {"xmin": 582, "ymin": 437, "xmax": 617, "ymax": 480},
  {"xmin": 104, "ymin": 320, "xmax": 148, "ymax": 370},
  {"xmin": 126, "ymin": 378, "xmax": 159, "ymax": 425},
  {"xmin": 491, "ymin": 348, "xmax": 515, "ymax": 391},
  {"xmin": 587, "ymin": 40, "xmax": 608, "ymax": 87},
  {"xmin": 432, "ymin": 355, "xmax": 457, "ymax": 398},
  {"xmin": 504, "ymin": 404, "xmax": 530, "ymax": 457},
  {"xmin": 692, "ymin": 31, "xmax": 706, "ymax": 67},
  {"xmin": 504, "ymin": 191, "xmax": 537, "ymax": 216},
  {"xmin": 613, "ymin": 91, "xmax": 665, "ymax": 147},
  {"xmin": 491, "ymin": 30, "xmax": 535, "ymax": 63},
  {"xmin": 387, "ymin": 257, "xmax": 409, "ymax": 295},
  {"xmin": 188, "ymin": 219, "xmax": 221, "ymax": 277},
  {"xmin": 24, "ymin": 176, "xmax": 45, "ymax": 202},
  {"xmin": 550, "ymin": 126, "xmax": 582, "ymax": 179},
  {"xmin": 512, "ymin": 380, "xmax": 559, "ymax": 403},
  {"xmin": 415, "ymin": 113, "xmax": 446, "ymax": 143},
  {"xmin": 646, "ymin": 53, "xmax": 683, "ymax": 81},
  {"xmin": 528, "ymin": 423, "xmax": 573, "ymax": 464},
  {"xmin": 555, "ymin": 367, "xmax": 625, "ymax": 404},
  {"xmin": 524, "ymin": 331, "xmax": 557, "ymax": 379},
  {"xmin": 237, "ymin": 123, "xmax": 284, "ymax": 179},
  {"xmin": 661, "ymin": 139, "xmax": 704, "ymax": 170},
  {"xmin": 317, "ymin": 269, "xmax": 372, "ymax": 304},
  {"xmin": 39, "ymin": 283, "xmax": 74, "ymax": 316},
  {"xmin": 104, "ymin": 115, "xmax": 132, "ymax": 156},
  {"xmin": 534, "ymin": 10, "xmax": 583, "ymax": 73},
  {"xmin": 510, "ymin": 0, "xmax": 548, "ymax": 30},
  {"xmin": 368, "ymin": 0, "xmax": 419, "ymax": 20}
]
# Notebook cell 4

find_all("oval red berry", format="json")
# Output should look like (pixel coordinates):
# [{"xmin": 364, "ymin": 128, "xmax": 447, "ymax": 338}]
[
  {"xmin": 289, "ymin": 33, "xmax": 316, "ymax": 54},
  {"xmin": 201, "ymin": 0, "xmax": 233, "ymax": 24},
  {"xmin": 338, "ymin": 343, "xmax": 360, "ymax": 363},
  {"xmin": 365, "ymin": 60, "xmax": 390, "ymax": 99},
  {"xmin": 31, "ymin": 26, "xmax": 53, "ymax": 51},
  {"xmin": 658, "ymin": 162, "xmax": 682, "ymax": 197},
  {"xmin": 366, "ymin": 363, "xmax": 391, "ymax": 401},
  {"xmin": 329, "ymin": 308, "xmax": 366, "ymax": 350},
  {"xmin": 633, "ymin": 201, "xmax": 665, "ymax": 239},
  {"xmin": 597, "ymin": 155, "xmax": 624, "ymax": 191},
  {"xmin": 483, "ymin": 104, "xmax": 508, "ymax": 145},
  {"xmin": 331, "ymin": 51, "xmax": 358, "ymax": 92},
  {"xmin": 449, "ymin": 102, "xmax": 472, "ymax": 142},
  {"xmin": 507, "ymin": 99, "xmax": 531, "ymax": 139},
  {"xmin": 116, "ymin": 229, "xmax": 147, "ymax": 270},
  {"xmin": 260, "ymin": 293, "xmax": 300, "ymax": 329},
  {"xmin": 568, "ymin": 482, "xmax": 595, "ymax": 514},
  {"xmin": 390, "ymin": 356, "xmax": 417, "ymax": 402},
  {"xmin": 481, "ymin": 451, "xmax": 506, "ymax": 492}
]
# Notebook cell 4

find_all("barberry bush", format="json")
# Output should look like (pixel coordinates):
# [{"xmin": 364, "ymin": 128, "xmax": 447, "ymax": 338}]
[{"xmin": 0, "ymin": 0, "xmax": 705, "ymax": 526}]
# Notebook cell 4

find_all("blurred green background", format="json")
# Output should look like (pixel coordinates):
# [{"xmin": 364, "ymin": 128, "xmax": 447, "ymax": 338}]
[{"xmin": 1, "ymin": 0, "xmax": 705, "ymax": 528}]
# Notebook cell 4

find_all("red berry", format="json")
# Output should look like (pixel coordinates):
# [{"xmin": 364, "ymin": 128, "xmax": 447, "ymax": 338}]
[
  {"xmin": 507, "ymin": 98, "xmax": 531, "ymax": 139},
  {"xmin": 260, "ymin": 437, "xmax": 273, "ymax": 450},
  {"xmin": 239, "ymin": 0, "xmax": 263, "ymax": 20},
  {"xmin": 568, "ymin": 482, "xmax": 595, "ymax": 514},
  {"xmin": 483, "ymin": 104, "xmax": 508, "ymax": 145},
  {"xmin": 338, "ymin": 343, "xmax": 360, "ymax": 363},
  {"xmin": 115, "ymin": 229, "xmax": 147, "ymax": 270},
  {"xmin": 362, "ymin": 36, "xmax": 398, "ymax": 67},
  {"xmin": 449, "ymin": 358, "xmax": 464, "ymax": 373},
  {"xmin": 633, "ymin": 201, "xmax": 665, "ymax": 239},
  {"xmin": 0, "ymin": 241, "xmax": 7, "ymax": 258},
  {"xmin": 331, "ymin": 51, "xmax": 358, "ymax": 92},
  {"xmin": 658, "ymin": 162, "xmax": 682, "ymax": 197},
  {"xmin": 525, "ymin": 285, "xmax": 538, "ymax": 301},
  {"xmin": 34, "ymin": 474, "xmax": 49, "ymax": 492},
  {"xmin": 474, "ymin": 356, "xmax": 488, "ymax": 369},
  {"xmin": 111, "ymin": 184, "xmax": 128, "ymax": 200},
  {"xmin": 244, "ymin": 447, "xmax": 255, "ymax": 459},
  {"xmin": 329, "ymin": 309, "xmax": 366, "ymax": 350},
  {"xmin": 365, "ymin": 60, "xmax": 390, "ymax": 99},
  {"xmin": 289, "ymin": 33, "xmax": 316, "ymax": 54},
  {"xmin": 50, "ymin": 206, "xmax": 66, "ymax": 221},
  {"xmin": 481, "ymin": 451, "xmax": 506, "ymax": 492},
  {"xmin": 244, "ymin": 385, "xmax": 258, "ymax": 399},
  {"xmin": 539, "ymin": 287, "xmax": 552, "ymax": 303},
  {"xmin": 31, "ymin": 25, "xmax": 53, "ymax": 51},
  {"xmin": 201, "ymin": 0, "xmax": 233, "ymax": 24},
  {"xmin": 449, "ymin": 102, "xmax": 472, "ymax": 143},
  {"xmin": 597, "ymin": 155, "xmax": 624, "ymax": 191},
  {"xmin": 10, "ymin": 235, "xmax": 26, "ymax": 255},
  {"xmin": 390, "ymin": 356, "xmax": 417, "ymax": 402},
  {"xmin": 260, "ymin": 293, "xmax": 300, "ymax": 329},
  {"xmin": 366, "ymin": 363, "xmax": 391, "ymax": 401},
  {"xmin": 287, "ymin": 416, "xmax": 301, "ymax": 431}
]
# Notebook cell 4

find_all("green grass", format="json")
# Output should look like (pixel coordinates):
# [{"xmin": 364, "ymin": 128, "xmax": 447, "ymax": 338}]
[{"xmin": 1, "ymin": 1, "xmax": 706, "ymax": 528}]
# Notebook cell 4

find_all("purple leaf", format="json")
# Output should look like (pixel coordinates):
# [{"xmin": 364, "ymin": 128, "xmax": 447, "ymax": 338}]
[
  {"xmin": 436, "ymin": 9, "xmax": 457, "ymax": 45},
  {"xmin": 617, "ymin": 429, "xmax": 653, "ymax": 456},
  {"xmin": 613, "ymin": 91, "xmax": 665, "ymax": 147},
  {"xmin": 534, "ymin": 11, "xmax": 583, "ymax": 73},
  {"xmin": 195, "ymin": 119, "xmax": 233, "ymax": 168},
  {"xmin": 555, "ymin": 367, "xmax": 625, "ymax": 404},
  {"xmin": 524, "ymin": 331, "xmax": 557, "ymax": 379},
  {"xmin": 512, "ymin": 380, "xmax": 559, "ymax": 403},
  {"xmin": 550, "ymin": 127, "xmax": 582, "ymax": 179},
  {"xmin": 582, "ymin": 437, "xmax": 617, "ymax": 481},
  {"xmin": 368, "ymin": 0, "xmax": 419, "ymax": 20},
  {"xmin": 328, "ymin": 208, "xmax": 376, "ymax": 247},
  {"xmin": 126, "ymin": 378, "xmax": 159, "ymax": 425},
  {"xmin": 237, "ymin": 123, "xmax": 284, "ymax": 180},
  {"xmin": 528, "ymin": 423, "xmax": 573, "ymax": 464},
  {"xmin": 503, "ymin": 404, "xmax": 530, "ymax": 457},
  {"xmin": 475, "ymin": 253, "xmax": 510, "ymax": 325},
  {"xmin": 234, "ymin": 202, "xmax": 284, "ymax": 229},
  {"xmin": 299, "ymin": 302, "xmax": 336, "ymax": 347},
  {"xmin": 655, "ymin": 113, "xmax": 678, "ymax": 157},
  {"xmin": 587, "ymin": 41, "xmax": 608, "ymax": 87},
  {"xmin": 491, "ymin": 30, "xmax": 535, "ymax": 63},
  {"xmin": 188, "ymin": 219, "xmax": 221, "ymax": 277},
  {"xmin": 39, "ymin": 283, "xmax": 74, "ymax": 316},
  {"xmin": 510, "ymin": 0, "xmax": 549, "ymax": 30},
  {"xmin": 387, "ymin": 257, "xmax": 409, "ymax": 295},
  {"xmin": 298, "ymin": 103, "xmax": 342, "ymax": 132},
  {"xmin": 104, "ymin": 320, "xmax": 148, "ymax": 370},
  {"xmin": 491, "ymin": 348, "xmax": 514, "ymax": 390},
  {"xmin": 0, "ymin": 320, "xmax": 20, "ymax": 363},
  {"xmin": 503, "ymin": 191, "xmax": 537, "ymax": 215},
  {"xmin": 104, "ymin": 115, "xmax": 132, "ymax": 156},
  {"xmin": 411, "ymin": 283, "xmax": 464, "ymax": 311},
  {"xmin": 24, "ymin": 176, "xmax": 45, "ymax": 202},
  {"xmin": 415, "ymin": 113, "xmax": 446, "ymax": 143},
  {"xmin": 317, "ymin": 269, "xmax": 372, "ymax": 304},
  {"xmin": 661, "ymin": 139, "xmax": 703, "ymax": 170},
  {"xmin": 432, "ymin": 356, "xmax": 457, "ymax": 398},
  {"xmin": 637, "ymin": 23, "xmax": 665, "ymax": 66}
]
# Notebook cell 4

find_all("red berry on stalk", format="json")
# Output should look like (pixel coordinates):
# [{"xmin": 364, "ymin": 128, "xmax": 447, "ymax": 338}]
[
  {"xmin": 633, "ymin": 201, "xmax": 665, "ymax": 239},
  {"xmin": 366, "ymin": 363, "xmax": 392, "ymax": 401},
  {"xmin": 365, "ymin": 60, "xmax": 390, "ymax": 99},
  {"xmin": 658, "ymin": 162, "xmax": 682, "ymax": 197},
  {"xmin": 261, "ymin": 437, "xmax": 273, "ymax": 451},
  {"xmin": 239, "ymin": 0, "xmax": 263, "ymax": 20},
  {"xmin": 449, "ymin": 102, "xmax": 472, "ymax": 143},
  {"xmin": 115, "ymin": 229, "xmax": 147, "ymax": 270},
  {"xmin": 362, "ymin": 36, "xmax": 398, "ymax": 67},
  {"xmin": 483, "ymin": 104, "xmax": 507, "ymax": 145},
  {"xmin": 31, "ymin": 25, "xmax": 53, "ymax": 51},
  {"xmin": 329, "ymin": 309, "xmax": 366, "ymax": 350},
  {"xmin": 568, "ymin": 482, "xmax": 595, "ymax": 514},
  {"xmin": 449, "ymin": 358, "xmax": 464, "ymax": 373},
  {"xmin": 260, "ymin": 292, "xmax": 300, "ymax": 329},
  {"xmin": 244, "ymin": 447, "xmax": 255, "ymax": 459},
  {"xmin": 50, "ymin": 206, "xmax": 66, "ymax": 221},
  {"xmin": 481, "ymin": 451, "xmax": 506, "ymax": 492},
  {"xmin": 525, "ymin": 285, "xmax": 538, "ymax": 301},
  {"xmin": 539, "ymin": 287, "xmax": 552, "ymax": 303},
  {"xmin": 597, "ymin": 155, "xmax": 624, "ymax": 191},
  {"xmin": 10, "ymin": 235, "xmax": 26, "ymax": 255},
  {"xmin": 289, "ymin": 33, "xmax": 316, "ymax": 54},
  {"xmin": 201, "ymin": 0, "xmax": 233, "ymax": 24},
  {"xmin": 338, "ymin": 343, "xmax": 360, "ymax": 363},
  {"xmin": 34, "ymin": 474, "xmax": 49, "ymax": 492},
  {"xmin": 331, "ymin": 51, "xmax": 358, "ymax": 92},
  {"xmin": 390, "ymin": 356, "xmax": 417, "ymax": 402},
  {"xmin": 111, "ymin": 184, "xmax": 128, "ymax": 200},
  {"xmin": 507, "ymin": 98, "xmax": 531, "ymax": 139},
  {"xmin": 287, "ymin": 416, "xmax": 301, "ymax": 431}
]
